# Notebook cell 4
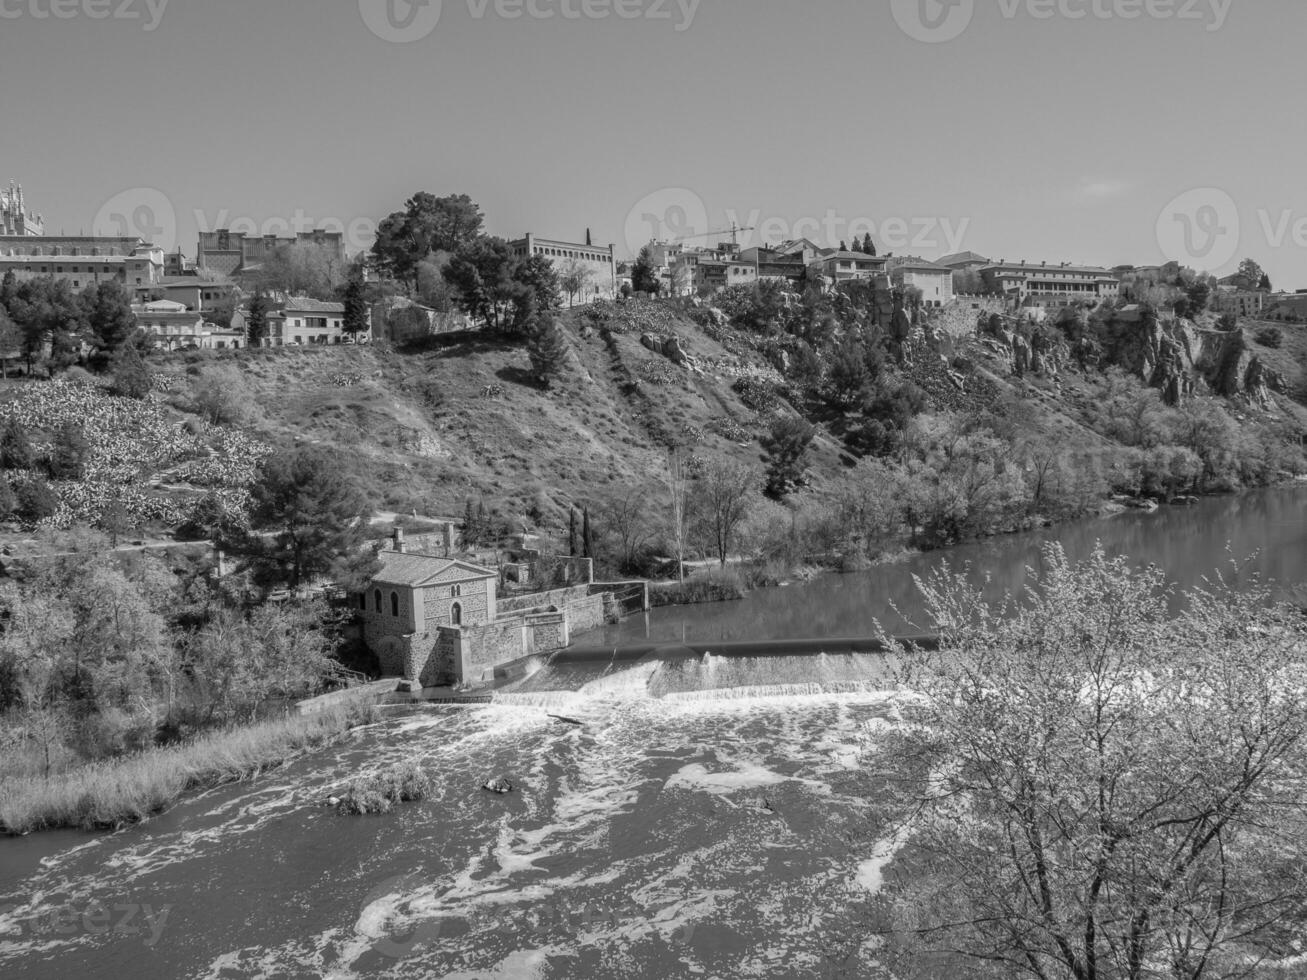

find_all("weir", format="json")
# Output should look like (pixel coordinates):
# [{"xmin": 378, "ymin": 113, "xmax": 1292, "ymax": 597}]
[{"xmin": 492, "ymin": 634, "xmax": 940, "ymax": 704}]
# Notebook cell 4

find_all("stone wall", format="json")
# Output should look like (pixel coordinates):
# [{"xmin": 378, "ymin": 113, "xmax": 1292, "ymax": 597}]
[
  {"xmin": 497, "ymin": 584, "xmax": 591, "ymax": 616},
  {"xmin": 566, "ymin": 594, "xmax": 607, "ymax": 634},
  {"xmin": 458, "ymin": 620, "xmax": 528, "ymax": 682}
]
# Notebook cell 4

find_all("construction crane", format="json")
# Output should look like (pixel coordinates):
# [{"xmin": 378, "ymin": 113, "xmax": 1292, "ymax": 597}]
[{"xmin": 673, "ymin": 223, "xmax": 756, "ymax": 247}]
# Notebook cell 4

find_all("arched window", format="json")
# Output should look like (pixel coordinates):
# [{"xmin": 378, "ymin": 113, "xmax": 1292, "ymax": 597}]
[
  {"xmin": 451, "ymin": 584, "xmax": 462, "ymax": 598},
  {"xmin": 373, "ymin": 589, "xmax": 382, "ymax": 612},
  {"xmin": 450, "ymin": 602, "xmax": 462, "ymax": 627},
  {"xmin": 390, "ymin": 592, "xmax": 400, "ymax": 617}
]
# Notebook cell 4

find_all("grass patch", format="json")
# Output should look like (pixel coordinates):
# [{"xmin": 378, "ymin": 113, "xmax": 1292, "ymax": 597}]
[
  {"xmin": 334, "ymin": 762, "xmax": 433, "ymax": 815},
  {"xmin": 0, "ymin": 707, "xmax": 372, "ymax": 835}
]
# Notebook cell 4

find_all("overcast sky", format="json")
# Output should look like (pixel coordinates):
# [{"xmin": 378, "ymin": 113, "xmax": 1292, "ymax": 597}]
[{"xmin": 2, "ymin": 0, "xmax": 1303, "ymax": 287}]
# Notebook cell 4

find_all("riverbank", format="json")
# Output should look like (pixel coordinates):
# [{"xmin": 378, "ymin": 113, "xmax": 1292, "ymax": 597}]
[{"xmin": 0, "ymin": 706, "xmax": 374, "ymax": 836}]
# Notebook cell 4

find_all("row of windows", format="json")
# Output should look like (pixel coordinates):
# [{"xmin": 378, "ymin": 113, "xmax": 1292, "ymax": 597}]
[
  {"xmin": 1, "ymin": 246, "xmax": 129, "ymax": 257},
  {"xmin": 533, "ymin": 247, "xmax": 611, "ymax": 263}
]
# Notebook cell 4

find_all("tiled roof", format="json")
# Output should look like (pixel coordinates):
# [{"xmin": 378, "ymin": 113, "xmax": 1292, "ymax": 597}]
[
  {"xmin": 890, "ymin": 256, "xmax": 950, "ymax": 272},
  {"xmin": 283, "ymin": 296, "xmax": 345, "ymax": 313},
  {"xmin": 937, "ymin": 250, "xmax": 991, "ymax": 267},
  {"xmin": 371, "ymin": 551, "xmax": 496, "ymax": 588},
  {"xmin": 818, "ymin": 251, "xmax": 886, "ymax": 263},
  {"xmin": 983, "ymin": 262, "xmax": 1118, "ymax": 277}
]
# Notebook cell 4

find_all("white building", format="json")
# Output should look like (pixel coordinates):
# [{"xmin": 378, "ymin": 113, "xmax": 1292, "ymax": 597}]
[{"xmin": 888, "ymin": 257, "xmax": 955, "ymax": 308}]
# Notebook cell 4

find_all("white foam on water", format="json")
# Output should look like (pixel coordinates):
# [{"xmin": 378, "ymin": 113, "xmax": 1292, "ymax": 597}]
[{"xmin": 664, "ymin": 761, "xmax": 791, "ymax": 795}]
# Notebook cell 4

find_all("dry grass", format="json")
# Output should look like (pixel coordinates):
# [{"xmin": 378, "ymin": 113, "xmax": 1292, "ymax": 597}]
[{"xmin": 0, "ymin": 708, "xmax": 369, "ymax": 835}]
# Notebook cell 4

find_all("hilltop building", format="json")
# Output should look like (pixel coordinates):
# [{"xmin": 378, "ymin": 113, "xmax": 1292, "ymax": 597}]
[
  {"xmin": 0, "ymin": 236, "xmax": 165, "ymax": 289},
  {"xmin": 887, "ymin": 256, "xmax": 955, "ymax": 307},
  {"xmin": 134, "ymin": 300, "xmax": 246, "ymax": 350},
  {"xmin": 980, "ymin": 260, "xmax": 1120, "ymax": 307},
  {"xmin": 509, "ymin": 232, "xmax": 617, "ymax": 303},
  {"xmin": 0, "ymin": 181, "xmax": 42, "ymax": 237},
  {"xmin": 808, "ymin": 249, "xmax": 889, "ymax": 284},
  {"xmin": 261, "ymin": 296, "xmax": 369, "ymax": 346},
  {"xmin": 197, "ymin": 228, "xmax": 346, "ymax": 280}
]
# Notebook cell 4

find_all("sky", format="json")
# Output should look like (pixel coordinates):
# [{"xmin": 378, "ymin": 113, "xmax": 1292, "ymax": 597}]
[{"xmin": 1, "ymin": 0, "xmax": 1304, "ymax": 287}]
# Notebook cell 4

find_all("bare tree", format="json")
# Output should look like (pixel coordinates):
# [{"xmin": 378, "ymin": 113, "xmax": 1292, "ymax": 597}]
[
  {"xmin": 876, "ymin": 544, "xmax": 1307, "ymax": 980},
  {"xmin": 691, "ymin": 459, "xmax": 757, "ymax": 568},
  {"xmin": 558, "ymin": 258, "xmax": 595, "ymax": 308},
  {"xmin": 665, "ymin": 450, "xmax": 689, "ymax": 586}
]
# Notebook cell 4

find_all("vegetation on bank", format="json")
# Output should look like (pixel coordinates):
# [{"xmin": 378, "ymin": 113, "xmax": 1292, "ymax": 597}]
[{"xmin": 0, "ymin": 706, "xmax": 372, "ymax": 834}]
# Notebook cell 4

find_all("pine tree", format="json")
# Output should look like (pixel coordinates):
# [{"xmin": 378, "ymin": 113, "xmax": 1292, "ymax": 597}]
[
  {"xmin": 526, "ymin": 313, "xmax": 568, "ymax": 389},
  {"xmin": 476, "ymin": 501, "xmax": 490, "ymax": 546},
  {"xmin": 839, "ymin": 240, "xmax": 849, "ymax": 252},
  {"xmin": 462, "ymin": 498, "xmax": 478, "ymax": 549},
  {"xmin": 582, "ymin": 507, "xmax": 594, "ymax": 560},
  {"xmin": 863, "ymin": 233, "xmax": 877, "ymax": 256},
  {"xmin": 568, "ymin": 507, "xmax": 579, "ymax": 557},
  {"xmin": 343, "ymin": 272, "xmax": 370, "ymax": 337},
  {"xmin": 246, "ymin": 291, "xmax": 271, "ymax": 346},
  {"xmin": 110, "ymin": 343, "xmax": 152, "ymax": 400}
]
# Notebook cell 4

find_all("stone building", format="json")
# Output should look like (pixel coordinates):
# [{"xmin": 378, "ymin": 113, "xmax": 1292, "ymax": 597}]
[
  {"xmin": 0, "ymin": 236, "xmax": 165, "ymax": 289},
  {"xmin": 980, "ymin": 260, "xmax": 1121, "ymax": 308},
  {"xmin": 887, "ymin": 256, "xmax": 955, "ymax": 308},
  {"xmin": 808, "ymin": 250, "xmax": 889, "ymax": 283},
  {"xmin": 134, "ymin": 300, "xmax": 245, "ymax": 350},
  {"xmin": 197, "ymin": 228, "xmax": 345, "ymax": 280}
]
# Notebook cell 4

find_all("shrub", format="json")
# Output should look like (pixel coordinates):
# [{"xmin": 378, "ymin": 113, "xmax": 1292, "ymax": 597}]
[
  {"xmin": 1256, "ymin": 326, "xmax": 1284, "ymax": 349},
  {"xmin": 0, "ymin": 419, "xmax": 34, "ymax": 471},
  {"xmin": 335, "ymin": 763, "xmax": 433, "ymax": 816},
  {"xmin": 17, "ymin": 475, "xmax": 59, "ymax": 521}
]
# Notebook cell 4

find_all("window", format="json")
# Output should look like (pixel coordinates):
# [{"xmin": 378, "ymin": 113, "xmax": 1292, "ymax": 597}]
[
  {"xmin": 450, "ymin": 602, "xmax": 462, "ymax": 626},
  {"xmin": 374, "ymin": 589, "xmax": 382, "ymax": 612},
  {"xmin": 390, "ymin": 592, "xmax": 399, "ymax": 617},
  {"xmin": 451, "ymin": 584, "xmax": 462, "ymax": 597},
  {"xmin": 359, "ymin": 593, "xmax": 367, "ymax": 611}
]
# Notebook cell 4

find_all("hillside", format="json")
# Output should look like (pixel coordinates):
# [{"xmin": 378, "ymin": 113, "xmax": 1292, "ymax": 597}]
[{"xmin": 0, "ymin": 297, "xmax": 1304, "ymax": 561}]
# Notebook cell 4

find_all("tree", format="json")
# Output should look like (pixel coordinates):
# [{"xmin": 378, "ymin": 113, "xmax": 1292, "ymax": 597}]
[
  {"xmin": 1235, "ymin": 257, "xmax": 1266, "ymax": 291},
  {"xmin": 342, "ymin": 272, "xmax": 370, "ymax": 338},
  {"xmin": 47, "ymin": 424, "xmax": 89, "ymax": 481},
  {"xmin": 631, "ymin": 246, "xmax": 661, "ymax": 295},
  {"xmin": 582, "ymin": 506, "xmax": 594, "ymax": 560},
  {"xmin": 371, "ymin": 192, "xmax": 485, "ymax": 289},
  {"xmin": 692, "ymin": 459, "xmax": 757, "ymax": 567},
  {"xmin": 558, "ymin": 257, "xmax": 595, "ymax": 307},
  {"xmin": 761, "ymin": 417, "xmax": 816, "ymax": 499},
  {"xmin": 246, "ymin": 291, "xmax": 271, "ymax": 346},
  {"xmin": 878, "ymin": 544, "xmax": 1307, "ymax": 980},
  {"xmin": 1259, "ymin": 271, "xmax": 1273, "ymax": 291},
  {"xmin": 525, "ymin": 313, "xmax": 568, "ymax": 388},
  {"xmin": 666, "ymin": 450, "xmax": 690, "ymax": 585},
  {"xmin": 109, "ymin": 343, "xmax": 152, "ymax": 400},
  {"xmin": 443, "ymin": 237, "xmax": 557, "ymax": 334},
  {"xmin": 229, "ymin": 448, "xmax": 374, "ymax": 590},
  {"xmin": 568, "ymin": 507, "xmax": 579, "ymax": 557},
  {"xmin": 0, "ymin": 419, "xmax": 35, "ymax": 471},
  {"xmin": 6, "ymin": 277, "xmax": 86, "ymax": 376},
  {"xmin": 16, "ymin": 475, "xmax": 59, "ymax": 522},
  {"xmin": 80, "ymin": 279, "xmax": 139, "ymax": 364},
  {"xmin": 839, "ymin": 240, "xmax": 849, "ymax": 252},
  {"xmin": 254, "ymin": 241, "xmax": 347, "ymax": 299},
  {"xmin": 862, "ymin": 233, "xmax": 877, "ymax": 256}
]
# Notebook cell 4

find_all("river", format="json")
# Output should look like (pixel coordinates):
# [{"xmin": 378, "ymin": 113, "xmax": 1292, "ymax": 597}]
[{"xmin": 1, "ymin": 487, "xmax": 1304, "ymax": 980}]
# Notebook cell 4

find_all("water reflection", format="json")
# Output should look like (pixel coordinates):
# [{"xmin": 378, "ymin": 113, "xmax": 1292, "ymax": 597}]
[{"xmin": 588, "ymin": 488, "xmax": 1307, "ymax": 644}]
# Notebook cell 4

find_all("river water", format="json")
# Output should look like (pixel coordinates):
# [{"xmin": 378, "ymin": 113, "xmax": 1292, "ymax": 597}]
[{"xmin": 1, "ymin": 487, "xmax": 1304, "ymax": 980}]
